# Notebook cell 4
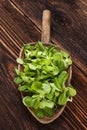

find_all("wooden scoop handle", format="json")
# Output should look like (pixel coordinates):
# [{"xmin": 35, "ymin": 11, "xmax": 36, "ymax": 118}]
[{"xmin": 41, "ymin": 10, "xmax": 51, "ymax": 44}]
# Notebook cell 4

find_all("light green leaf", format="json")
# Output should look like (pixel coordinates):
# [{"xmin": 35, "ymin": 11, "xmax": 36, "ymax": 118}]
[
  {"xmin": 33, "ymin": 99, "xmax": 40, "ymax": 109},
  {"xmin": 22, "ymin": 96, "xmax": 34, "ymax": 107},
  {"xmin": 58, "ymin": 92, "xmax": 67, "ymax": 105},
  {"xmin": 54, "ymin": 77, "xmax": 62, "ymax": 90},
  {"xmin": 52, "ymin": 52, "xmax": 62, "ymax": 62},
  {"xmin": 47, "ymin": 44, "xmax": 56, "ymax": 54},
  {"xmin": 50, "ymin": 83, "xmax": 60, "ymax": 91},
  {"xmin": 43, "ymin": 65, "xmax": 54, "ymax": 73},
  {"xmin": 68, "ymin": 86, "xmax": 76, "ymax": 96},
  {"xmin": 31, "ymin": 81, "xmax": 42, "ymax": 91},
  {"xmin": 15, "ymin": 68, "xmax": 20, "ymax": 75},
  {"xmin": 41, "ymin": 59, "xmax": 51, "ymax": 65},
  {"xmin": 18, "ymin": 85, "xmax": 28, "ymax": 91},
  {"xmin": 39, "ymin": 99, "xmax": 54, "ymax": 109},
  {"xmin": 17, "ymin": 58, "xmax": 24, "ymax": 64},
  {"xmin": 53, "ymin": 66, "xmax": 59, "ymax": 75},
  {"xmin": 24, "ymin": 44, "xmax": 31, "ymax": 50},
  {"xmin": 57, "ymin": 71, "xmax": 68, "ymax": 86},
  {"xmin": 46, "ymin": 89, "xmax": 54, "ymax": 100},
  {"xmin": 24, "ymin": 65, "xmax": 29, "ymax": 72},
  {"xmin": 64, "ymin": 58, "xmax": 72, "ymax": 68},
  {"xmin": 36, "ymin": 41, "xmax": 45, "ymax": 51},
  {"xmin": 55, "ymin": 91, "xmax": 60, "ymax": 97},
  {"xmin": 61, "ymin": 50, "xmax": 69, "ymax": 58},
  {"xmin": 36, "ymin": 90, "xmax": 45, "ymax": 95},
  {"xmin": 42, "ymin": 83, "xmax": 51, "ymax": 93},
  {"xmin": 21, "ymin": 75, "xmax": 29, "ymax": 82},
  {"xmin": 14, "ymin": 77, "xmax": 22, "ymax": 84},
  {"xmin": 28, "ymin": 63, "xmax": 37, "ymax": 70}
]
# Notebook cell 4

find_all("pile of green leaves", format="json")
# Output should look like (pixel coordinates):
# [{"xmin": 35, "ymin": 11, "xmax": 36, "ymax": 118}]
[{"xmin": 14, "ymin": 41, "xmax": 76, "ymax": 118}]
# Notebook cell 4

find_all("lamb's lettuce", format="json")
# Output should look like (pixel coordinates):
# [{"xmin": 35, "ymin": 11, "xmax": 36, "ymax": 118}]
[{"xmin": 14, "ymin": 41, "xmax": 76, "ymax": 118}]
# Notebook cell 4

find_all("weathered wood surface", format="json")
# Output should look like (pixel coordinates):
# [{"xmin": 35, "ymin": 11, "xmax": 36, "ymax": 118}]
[{"xmin": 0, "ymin": 0, "xmax": 87, "ymax": 130}]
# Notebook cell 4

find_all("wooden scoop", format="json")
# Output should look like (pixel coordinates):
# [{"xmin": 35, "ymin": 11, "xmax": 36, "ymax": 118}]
[{"xmin": 18, "ymin": 10, "xmax": 72, "ymax": 124}]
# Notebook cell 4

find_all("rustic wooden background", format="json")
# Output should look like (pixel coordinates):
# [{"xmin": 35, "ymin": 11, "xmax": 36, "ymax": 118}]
[{"xmin": 0, "ymin": 0, "xmax": 87, "ymax": 130}]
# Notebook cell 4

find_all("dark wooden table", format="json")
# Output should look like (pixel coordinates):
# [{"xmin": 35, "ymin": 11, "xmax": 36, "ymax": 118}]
[{"xmin": 0, "ymin": 0, "xmax": 87, "ymax": 130}]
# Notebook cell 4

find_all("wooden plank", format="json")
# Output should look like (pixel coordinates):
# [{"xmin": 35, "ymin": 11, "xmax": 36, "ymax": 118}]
[
  {"xmin": 0, "ymin": 60, "xmax": 86, "ymax": 130},
  {"xmin": 3, "ymin": 0, "xmax": 87, "ymax": 75},
  {"xmin": 0, "ymin": 0, "xmax": 87, "ymax": 130}
]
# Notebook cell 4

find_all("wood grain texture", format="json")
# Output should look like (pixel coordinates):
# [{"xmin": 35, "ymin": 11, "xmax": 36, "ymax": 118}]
[
  {"xmin": 6, "ymin": 0, "xmax": 87, "ymax": 75},
  {"xmin": 0, "ymin": 0, "xmax": 87, "ymax": 130}
]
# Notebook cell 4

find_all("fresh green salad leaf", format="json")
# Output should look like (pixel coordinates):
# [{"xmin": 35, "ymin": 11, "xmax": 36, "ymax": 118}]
[
  {"xmin": 18, "ymin": 85, "xmax": 28, "ymax": 91},
  {"xmin": 60, "ymin": 50, "xmax": 69, "ymax": 58},
  {"xmin": 28, "ymin": 63, "xmax": 37, "ymax": 70},
  {"xmin": 67, "ymin": 85, "xmax": 77, "ymax": 96},
  {"xmin": 39, "ymin": 99, "xmax": 54, "ymax": 109},
  {"xmin": 42, "ymin": 83, "xmax": 51, "ymax": 93},
  {"xmin": 17, "ymin": 58, "xmax": 24, "ymax": 64},
  {"xmin": 34, "ymin": 109, "xmax": 44, "ymax": 118},
  {"xmin": 14, "ymin": 41, "xmax": 76, "ymax": 118},
  {"xmin": 14, "ymin": 77, "xmax": 22, "ymax": 84},
  {"xmin": 43, "ymin": 107, "xmax": 54, "ymax": 117},
  {"xmin": 57, "ymin": 71, "xmax": 68, "ymax": 86},
  {"xmin": 58, "ymin": 92, "xmax": 67, "ymax": 105},
  {"xmin": 31, "ymin": 81, "xmax": 42, "ymax": 91},
  {"xmin": 23, "ymin": 96, "xmax": 34, "ymax": 107}
]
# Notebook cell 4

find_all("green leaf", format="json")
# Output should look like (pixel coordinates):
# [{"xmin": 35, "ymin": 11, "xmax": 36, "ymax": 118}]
[
  {"xmin": 24, "ymin": 65, "xmax": 29, "ymax": 72},
  {"xmin": 24, "ymin": 44, "xmax": 31, "ymax": 50},
  {"xmin": 39, "ymin": 99, "xmax": 54, "ymax": 109},
  {"xmin": 41, "ymin": 59, "xmax": 51, "ymax": 65},
  {"xmin": 15, "ymin": 68, "xmax": 20, "ymax": 75},
  {"xmin": 58, "ymin": 61, "xmax": 65, "ymax": 72},
  {"xmin": 36, "ymin": 90, "xmax": 45, "ymax": 95},
  {"xmin": 43, "ymin": 107, "xmax": 54, "ymax": 117},
  {"xmin": 47, "ymin": 44, "xmax": 56, "ymax": 54},
  {"xmin": 61, "ymin": 50, "xmax": 69, "ymax": 58},
  {"xmin": 52, "ymin": 66, "xmax": 59, "ymax": 76},
  {"xmin": 28, "ymin": 71, "xmax": 36, "ymax": 77},
  {"xmin": 24, "ymin": 50, "xmax": 31, "ymax": 58},
  {"xmin": 46, "ymin": 90, "xmax": 54, "ymax": 100},
  {"xmin": 16, "ymin": 58, "xmax": 24, "ymax": 64},
  {"xmin": 33, "ymin": 99, "xmax": 40, "ymax": 109},
  {"xmin": 64, "ymin": 58, "xmax": 72, "ymax": 68},
  {"xmin": 22, "ymin": 96, "xmax": 34, "ymax": 107},
  {"xmin": 67, "ymin": 86, "xmax": 76, "ymax": 96},
  {"xmin": 50, "ymin": 83, "xmax": 60, "ymax": 91},
  {"xmin": 14, "ymin": 77, "xmax": 22, "ymax": 84},
  {"xmin": 34, "ymin": 109, "xmax": 44, "ymax": 118},
  {"xmin": 43, "ymin": 65, "xmax": 54, "ymax": 73},
  {"xmin": 58, "ymin": 92, "xmax": 67, "ymax": 105},
  {"xmin": 31, "ymin": 81, "xmax": 42, "ymax": 91},
  {"xmin": 36, "ymin": 41, "xmax": 45, "ymax": 51},
  {"xmin": 18, "ymin": 85, "xmax": 28, "ymax": 91},
  {"xmin": 21, "ymin": 75, "xmax": 29, "ymax": 82},
  {"xmin": 42, "ymin": 83, "xmax": 51, "ymax": 93},
  {"xmin": 52, "ymin": 52, "xmax": 62, "ymax": 62},
  {"xmin": 28, "ymin": 63, "xmax": 37, "ymax": 70},
  {"xmin": 54, "ymin": 77, "xmax": 62, "ymax": 90},
  {"xmin": 57, "ymin": 71, "xmax": 68, "ymax": 86},
  {"xmin": 38, "ymin": 74, "xmax": 51, "ymax": 80},
  {"xmin": 55, "ymin": 91, "xmax": 60, "ymax": 97},
  {"xmin": 30, "ymin": 50, "xmax": 37, "ymax": 58}
]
